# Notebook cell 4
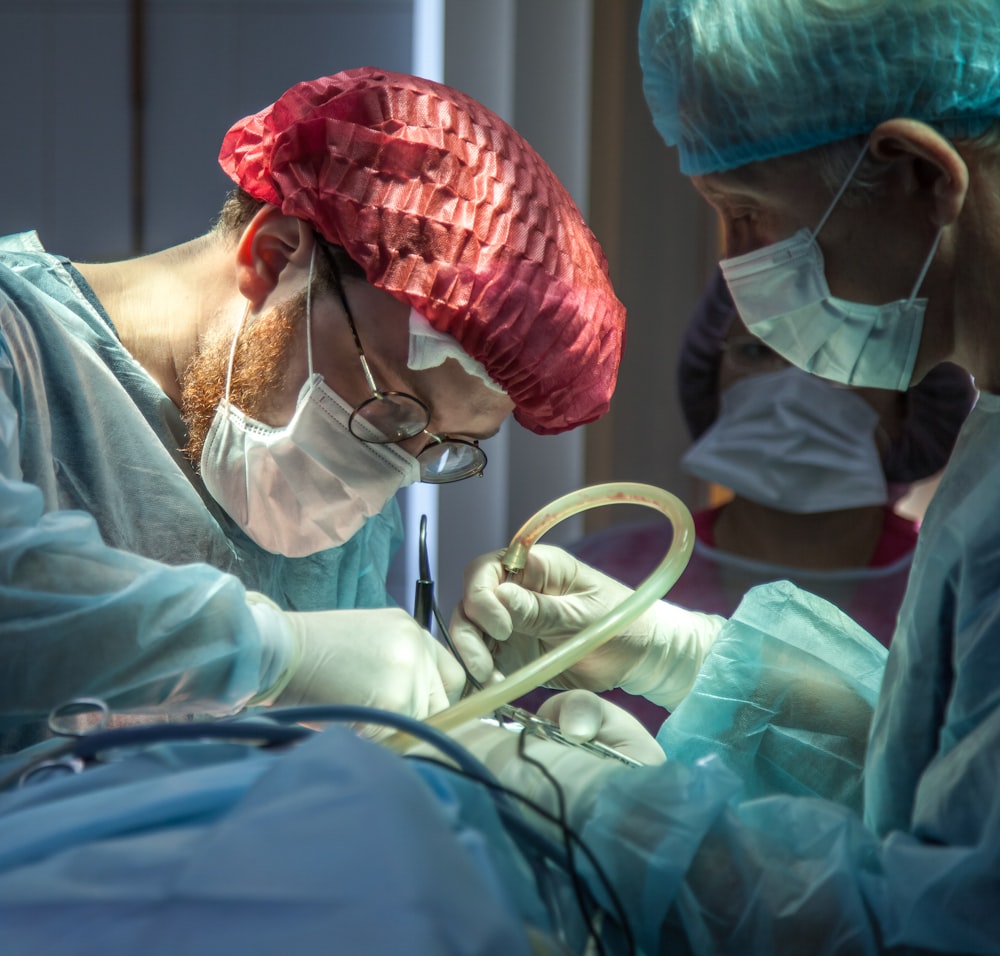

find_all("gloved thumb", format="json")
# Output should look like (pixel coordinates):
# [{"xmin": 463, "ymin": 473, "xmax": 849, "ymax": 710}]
[
  {"xmin": 537, "ymin": 690, "xmax": 667, "ymax": 766},
  {"xmin": 495, "ymin": 581, "xmax": 548, "ymax": 632},
  {"xmin": 538, "ymin": 689, "xmax": 603, "ymax": 742}
]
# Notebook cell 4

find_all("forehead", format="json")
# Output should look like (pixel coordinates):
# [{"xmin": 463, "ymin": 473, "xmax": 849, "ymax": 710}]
[
  {"xmin": 692, "ymin": 154, "xmax": 822, "ymax": 212},
  {"xmin": 409, "ymin": 358, "xmax": 514, "ymax": 436}
]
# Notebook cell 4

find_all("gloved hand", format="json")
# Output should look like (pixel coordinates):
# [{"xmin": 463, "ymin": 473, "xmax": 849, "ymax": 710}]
[
  {"xmin": 258, "ymin": 606, "xmax": 467, "ymax": 735},
  {"xmin": 450, "ymin": 544, "xmax": 724, "ymax": 711},
  {"xmin": 536, "ymin": 690, "xmax": 667, "ymax": 766},
  {"xmin": 437, "ymin": 715, "xmax": 631, "ymax": 833}
]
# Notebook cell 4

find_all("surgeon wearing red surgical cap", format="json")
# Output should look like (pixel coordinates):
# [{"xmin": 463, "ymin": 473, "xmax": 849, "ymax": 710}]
[{"xmin": 0, "ymin": 68, "xmax": 625, "ymax": 753}]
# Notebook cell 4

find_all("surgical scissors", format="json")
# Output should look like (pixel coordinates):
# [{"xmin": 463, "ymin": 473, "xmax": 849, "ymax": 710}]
[{"xmin": 16, "ymin": 698, "xmax": 112, "ymax": 787}]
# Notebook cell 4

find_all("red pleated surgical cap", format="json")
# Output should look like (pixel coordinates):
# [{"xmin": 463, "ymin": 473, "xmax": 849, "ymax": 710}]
[{"xmin": 218, "ymin": 68, "xmax": 626, "ymax": 435}]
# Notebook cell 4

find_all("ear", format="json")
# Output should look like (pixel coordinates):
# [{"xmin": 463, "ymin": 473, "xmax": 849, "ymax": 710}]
[
  {"xmin": 234, "ymin": 206, "xmax": 316, "ymax": 309},
  {"xmin": 868, "ymin": 119, "xmax": 969, "ymax": 228}
]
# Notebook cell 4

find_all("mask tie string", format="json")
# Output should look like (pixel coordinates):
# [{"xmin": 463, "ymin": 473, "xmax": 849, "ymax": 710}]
[
  {"xmin": 811, "ymin": 138, "xmax": 944, "ymax": 307},
  {"xmin": 813, "ymin": 140, "xmax": 871, "ymax": 239},
  {"xmin": 222, "ymin": 302, "xmax": 251, "ymax": 411},
  {"xmin": 305, "ymin": 243, "xmax": 317, "ymax": 377},
  {"xmin": 907, "ymin": 228, "xmax": 944, "ymax": 306}
]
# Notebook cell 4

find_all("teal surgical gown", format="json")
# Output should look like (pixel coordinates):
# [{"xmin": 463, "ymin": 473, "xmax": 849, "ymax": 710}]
[
  {"xmin": 0, "ymin": 232, "xmax": 402, "ymax": 751},
  {"xmin": 572, "ymin": 389, "xmax": 1000, "ymax": 953}
]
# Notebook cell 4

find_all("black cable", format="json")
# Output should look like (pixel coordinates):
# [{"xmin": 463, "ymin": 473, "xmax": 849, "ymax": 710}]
[
  {"xmin": 407, "ymin": 753, "xmax": 637, "ymax": 956},
  {"xmin": 436, "ymin": 599, "xmax": 485, "ymax": 693},
  {"xmin": 516, "ymin": 726, "xmax": 609, "ymax": 956},
  {"xmin": 3, "ymin": 701, "xmax": 635, "ymax": 953},
  {"xmin": 263, "ymin": 703, "xmax": 633, "ymax": 952},
  {"xmin": 412, "ymin": 511, "xmax": 485, "ymax": 695},
  {"xmin": 411, "ymin": 514, "xmax": 633, "ymax": 940},
  {"xmin": 0, "ymin": 719, "xmax": 313, "ymax": 792},
  {"xmin": 4, "ymin": 706, "xmax": 494, "ymax": 795},
  {"xmin": 252, "ymin": 705, "xmax": 503, "ymax": 789}
]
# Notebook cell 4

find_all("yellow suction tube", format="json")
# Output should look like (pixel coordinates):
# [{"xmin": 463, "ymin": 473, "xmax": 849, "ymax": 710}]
[{"xmin": 421, "ymin": 481, "xmax": 694, "ymax": 737}]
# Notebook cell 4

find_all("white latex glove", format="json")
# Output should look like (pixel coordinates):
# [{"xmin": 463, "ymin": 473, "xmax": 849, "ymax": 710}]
[
  {"xmin": 450, "ymin": 544, "xmax": 725, "ymax": 711},
  {"xmin": 259, "ymin": 607, "xmax": 466, "ymax": 736},
  {"xmin": 536, "ymin": 690, "xmax": 667, "ymax": 766},
  {"xmin": 435, "ymin": 717, "xmax": 631, "ymax": 833}
]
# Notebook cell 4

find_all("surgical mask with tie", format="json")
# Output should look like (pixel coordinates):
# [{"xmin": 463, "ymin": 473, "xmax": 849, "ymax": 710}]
[
  {"xmin": 200, "ymin": 251, "xmax": 420, "ymax": 558},
  {"xmin": 720, "ymin": 143, "xmax": 944, "ymax": 392},
  {"xmin": 681, "ymin": 365, "xmax": 889, "ymax": 514}
]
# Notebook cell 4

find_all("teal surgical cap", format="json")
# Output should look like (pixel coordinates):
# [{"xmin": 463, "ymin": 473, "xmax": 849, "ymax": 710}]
[{"xmin": 638, "ymin": 0, "xmax": 1000, "ymax": 175}]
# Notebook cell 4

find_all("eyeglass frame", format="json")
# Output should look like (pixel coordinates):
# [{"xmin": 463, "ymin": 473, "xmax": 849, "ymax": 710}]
[{"xmin": 320, "ymin": 241, "xmax": 488, "ymax": 484}]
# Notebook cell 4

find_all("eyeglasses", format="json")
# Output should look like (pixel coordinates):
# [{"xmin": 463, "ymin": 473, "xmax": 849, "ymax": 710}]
[{"xmin": 326, "ymin": 252, "xmax": 487, "ymax": 484}]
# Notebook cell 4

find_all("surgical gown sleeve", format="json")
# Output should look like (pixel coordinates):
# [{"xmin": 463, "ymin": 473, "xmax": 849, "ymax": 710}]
[
  {"xmin": 657, "ymin": 580, "xmax": 886, "ymax": 813},
  {"xmin": 0, "ymin": 343, "xmax": 292, "ymax": 746},
  {"xmin": 576, "ymin": 581, "xmax": 1000, "ymax": 954}
]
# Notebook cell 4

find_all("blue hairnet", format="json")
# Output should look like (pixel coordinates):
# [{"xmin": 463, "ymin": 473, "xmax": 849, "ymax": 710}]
[
  {"xmin": 639, "ymin": 0, "xmax": 1000, "ymax": 175},
  {"xmin": 677, "ymin": 268, "xmax": 977, "ymax": 483}
]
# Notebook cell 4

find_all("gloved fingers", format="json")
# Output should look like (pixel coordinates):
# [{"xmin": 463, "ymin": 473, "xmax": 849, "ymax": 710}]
[
  {"xmin": 456, "ymin": 549, "xmax": 515, "ymax": 640},
  {"xmin": 496, "ymin": 581, "xmax": 589, "ymax": 637},
  {"xmin": 428, "ymin": 632, "xmax": 470, "ymax": 706},
  {"xmin": 517, "ymin": 544, "xmax": 626, "ymax": 596},
  {"xmin": 352, "ymin": 634, "xmax": 454, "ymax": 737},
  {"xmin": 478, "ymin": 637, "xmax": 509, "ymax": 687},
  {"xmin": 537, "ymin": 690, "xmax": 667, "ymax": 765},
  {"xmin": 448, "ymin": 604, "xmax": 509, "ymax": 684},
  {"xmin": 536, "ymin": 688, "xmax": 603, "ymax": 740}
]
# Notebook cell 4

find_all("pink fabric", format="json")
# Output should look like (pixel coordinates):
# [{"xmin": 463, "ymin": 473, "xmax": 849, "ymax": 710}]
[{"xmin": 219, "ymin": 68, "xmax": 626, "ymax": 435}]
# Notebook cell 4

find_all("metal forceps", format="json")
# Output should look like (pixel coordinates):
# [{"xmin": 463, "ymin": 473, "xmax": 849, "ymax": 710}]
[
  {"xmin": 17, "ymin": 698, "xmax": 111, "ymax": 787},
  {"xmin": 489, "ymin": 703, "xmax": 644, "ymax": 768}
]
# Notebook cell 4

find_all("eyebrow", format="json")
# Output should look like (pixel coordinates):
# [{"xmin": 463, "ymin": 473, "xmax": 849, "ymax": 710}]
[
  {"xmin": 700, "ymin": 184, "xmax": 764, "ymax": 209},
  {"xmin": 696, "ymin": 167, "xmax": 770, "ymax": 198}
]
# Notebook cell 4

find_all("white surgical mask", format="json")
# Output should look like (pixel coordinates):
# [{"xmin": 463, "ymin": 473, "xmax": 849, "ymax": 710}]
[
  {"xmin": 200, "ymin": 252, "xmax": 420, "ymax": 557},
  {"xmin": 681, "ymin": 366, "xmax": 889, "ymax": 514},
  {"xmin": 720, "ymin": 144, "xmax": 943, "ymax": 392}
]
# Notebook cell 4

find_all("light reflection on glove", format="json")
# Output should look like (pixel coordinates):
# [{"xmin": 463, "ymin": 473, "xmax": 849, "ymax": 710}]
[
  {"xmin": 261, "ymin": 607, "xmax": 467, "ymax": 736},
  {"xmin": 450, "ymin": 544, "xmax": 724, "ymax": 711}
]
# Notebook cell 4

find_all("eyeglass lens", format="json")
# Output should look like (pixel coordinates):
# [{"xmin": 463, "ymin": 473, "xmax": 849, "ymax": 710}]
[
  {"xmin": 418, "ymin": 439, "xmax": 486, "ymax": 484},
  {"xmin": 326, "ymin": 241, "xmax": 486, "ymax": 483},
  {"xmin": 350, "ymin": 393, "xmax": 429, "ymax": 443}
]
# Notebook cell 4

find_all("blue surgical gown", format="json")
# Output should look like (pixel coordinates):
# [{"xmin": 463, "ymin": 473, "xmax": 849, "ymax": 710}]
[
  {"xmin": 0, "ymin": 231, "xmax": 402, "ymax": 751},
  {"xmin": 571, "ymin": 388, "xmax": 1000, "ymax": 953}
]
